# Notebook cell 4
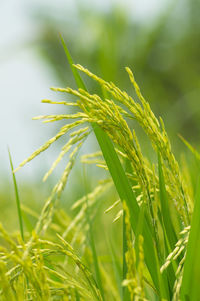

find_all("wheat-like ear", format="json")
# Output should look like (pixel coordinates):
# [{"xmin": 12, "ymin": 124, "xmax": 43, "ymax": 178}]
[
  {"xmin": 0, "ymin": 223, "xmax": 103, "ymax": 300},
  {"xmin": 73, "ymin": 64, "xmax": 191, "ymax": 225},
  {"xmin": 10, "ymin": 62, "xmax": 195, "ymax": 300},
  {"xmin": 15, "ymin": 64, "xmax": 190, "ymax": 252}
]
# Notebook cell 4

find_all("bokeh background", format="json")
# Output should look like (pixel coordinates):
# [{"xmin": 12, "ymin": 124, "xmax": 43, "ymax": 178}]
[{"xmin": 1, "ymin": 0, "xmax": 200, "ymax": 231}]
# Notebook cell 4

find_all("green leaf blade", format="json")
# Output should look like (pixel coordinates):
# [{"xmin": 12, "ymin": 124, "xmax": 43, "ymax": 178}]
[
  {"xmin": 60, "ymin": 36, "xmax": 168, "ymax": 295},
  {"xmin": 181, "ymin": 179, "xmax": 200, "ymax": 300},
  {"xmin": 8, "ymin": 148, "xmax": 24, "ymax": 241}
]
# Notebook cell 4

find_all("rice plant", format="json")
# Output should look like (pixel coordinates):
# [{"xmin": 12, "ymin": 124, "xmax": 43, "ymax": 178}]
[{"xmin": 1, "ymin": 41, "xmax": 199, "ymax": 300}]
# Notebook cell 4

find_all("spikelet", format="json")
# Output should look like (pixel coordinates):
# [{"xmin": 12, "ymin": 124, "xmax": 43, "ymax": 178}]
[
  {"xmin": 42, "ymin": 99, "xmax": 78, "ymax": 106},
  {"xmin": 43, "ymin": 128, "xmax": 89, "ymax": 182},
  {"xmin": 81, "ymin": 150, "xmax": 104, "ymax": 165},
  {"xmin": 172, "ymin": 252, "xmax": 186, "ymax": 301},
  {"xmin": 14, "ymin": 120, "xmax": 85, "ymax": 173},
  {"xmin": 32, "ymin": 112, "xmax": 87, "ymax": 122},
  {"xmin": 160, "ymin": 226, "xmax": 190, "ymax": 273},
  {"xmin": 104, "ymin": 199, "xmax": 120, "ymax": 213},
  {"xmin": 113, "ymin": 209, "xmax": 123, "ymax": 222},
  {"xmin": 38, "ymin": 141, "xmax": 83, "ymax": 234}
]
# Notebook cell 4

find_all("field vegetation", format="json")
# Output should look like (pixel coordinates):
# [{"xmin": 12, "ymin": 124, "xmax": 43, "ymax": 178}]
[{"xmin": 1, "ymin": 1, "xmax": 200, "ymax": 300}]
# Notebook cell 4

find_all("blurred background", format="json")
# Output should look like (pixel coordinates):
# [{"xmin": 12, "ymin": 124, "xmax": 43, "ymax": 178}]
[{"xmin": 0, "ymin": 0, "xmax": 200, "ymax": 231}]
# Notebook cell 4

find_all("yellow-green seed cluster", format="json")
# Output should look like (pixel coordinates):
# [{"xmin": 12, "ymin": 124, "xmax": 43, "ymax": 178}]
[{"xmin": 1, "ymin": 64, "xmax": 195, "ymax": 300}]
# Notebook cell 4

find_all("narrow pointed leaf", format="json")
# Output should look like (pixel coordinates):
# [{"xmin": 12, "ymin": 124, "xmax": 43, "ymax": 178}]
[
  {"xmin": 8, "ymin": 148, "xmax": 24, "ymax": 241},
  {"xmin": 60, "ymin": 36, "xmax": 164, "ymax": 292},
  {"xmin": 179, "ymin": 134, "xmax": 200, "ymax": 161},
  {"xmin": 181, "ymin": 178, "xmax": 200, "ymax": 300}
]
